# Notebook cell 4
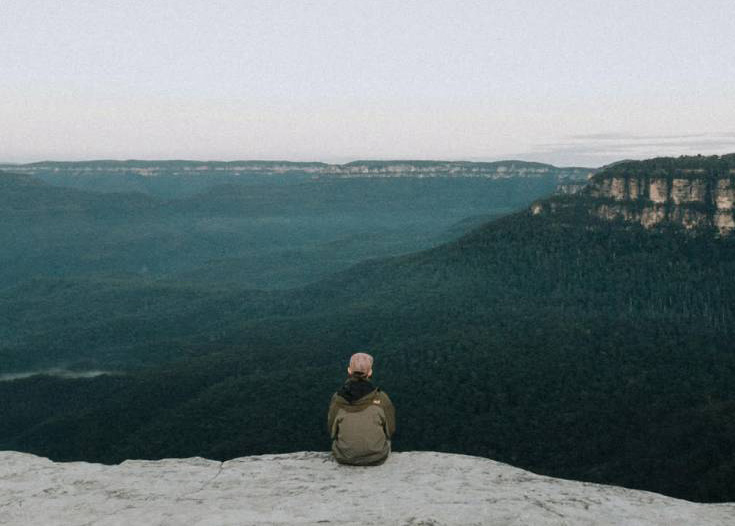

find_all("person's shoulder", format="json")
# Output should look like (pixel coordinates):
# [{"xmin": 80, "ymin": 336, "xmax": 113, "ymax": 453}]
[{"xmin": 376, "ymin": 389, "xmax": 393, "ymax": 403}]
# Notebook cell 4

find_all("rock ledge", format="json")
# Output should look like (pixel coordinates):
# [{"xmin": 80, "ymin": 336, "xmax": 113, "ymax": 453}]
[{"xmin": 0, "ymin": 451, "xmax": 732, "ymax": 526}]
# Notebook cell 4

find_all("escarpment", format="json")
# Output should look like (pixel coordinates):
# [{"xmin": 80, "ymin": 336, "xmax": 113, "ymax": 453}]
[
  {"xmin": 3, "ymin": 159, "xmax": 593, "ymax": 180},
  {"xmin": 532, "ymin": 154, "xmax": 735, "ymax": 234}
]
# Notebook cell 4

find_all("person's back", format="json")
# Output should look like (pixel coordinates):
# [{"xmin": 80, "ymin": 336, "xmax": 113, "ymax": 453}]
[{"xmin": 327, "ymin": 353, "xmax": 395, "ymax": 465}]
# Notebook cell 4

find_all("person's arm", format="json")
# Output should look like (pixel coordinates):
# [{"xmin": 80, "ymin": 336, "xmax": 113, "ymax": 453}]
[
  {"xmin": 327, "ymin": 393, "xmax": 339, "ymax": 437},
  {"xmin": 380, "ymin": 391, "xmax": 396, "ymax": 438}
]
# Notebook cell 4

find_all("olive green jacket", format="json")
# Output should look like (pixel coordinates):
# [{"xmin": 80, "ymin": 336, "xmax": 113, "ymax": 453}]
[{"xmin": 328, "ymin": 381, "xmax": 395, "ymax": 465}]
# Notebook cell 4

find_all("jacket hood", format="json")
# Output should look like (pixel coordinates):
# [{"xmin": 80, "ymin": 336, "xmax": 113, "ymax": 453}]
[{"xmin": 336, "ymin": 377, "xmax": 377, "ymax": 405}]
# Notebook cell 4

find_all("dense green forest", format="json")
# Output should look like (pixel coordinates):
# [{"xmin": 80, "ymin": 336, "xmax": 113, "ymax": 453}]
[
  {"xmin": 0, "ymin": 171, "xmax": 557, "ymax": 291},
  {"xmin": 599, "ymin": 153, "xmax": 735, "ymax": 179},
  {"xmin": 2, "ymin": 203, "xmax": 734, "ymax": 502},
  {"xmin": 1, "ymin": 156, "xmax": 734, "ymax": 503},
  {"xmin": 0, "ymin": 170, "xmax": 558, "ymax": 371}
]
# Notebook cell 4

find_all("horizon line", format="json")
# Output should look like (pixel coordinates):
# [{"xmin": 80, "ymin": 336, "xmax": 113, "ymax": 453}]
[{"xmin": 0, "ymin": 156, "xmax": 623, "ymax": 170}]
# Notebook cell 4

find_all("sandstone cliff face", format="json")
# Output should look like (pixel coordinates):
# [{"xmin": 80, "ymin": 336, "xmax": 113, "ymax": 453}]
[
  {"xmin": 554, "ymin": 181, "xmax": 586, "ymax": 195},
  {"xmin": 587, "ymin": 173, "xmax": 735, "ymax": 233},
  {"xmin": 533, "ymin": 155, "xmax": 735, "ymax": 235}
]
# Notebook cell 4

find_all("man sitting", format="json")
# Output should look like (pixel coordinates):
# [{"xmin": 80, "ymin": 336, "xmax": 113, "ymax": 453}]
[{"xmin": 327, "ymin": 352, "xmax": 396, "ymax": 465}]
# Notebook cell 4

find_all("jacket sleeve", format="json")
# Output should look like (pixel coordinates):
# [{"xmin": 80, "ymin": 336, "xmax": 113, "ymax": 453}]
[
  {"xmin": 327, "ymin": 393, "xmax": 339, "ymax": 437},
  {"xmin": 381, "ymin": 391, "xmax": 396, "ymax": 438}
]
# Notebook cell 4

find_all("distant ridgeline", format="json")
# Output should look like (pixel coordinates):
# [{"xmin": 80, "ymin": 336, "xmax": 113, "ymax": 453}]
[
  {"xmin": 0, "ymin": 160, "xmax": 581, "ymax": 205},
  {"xmin": 1, "ymin": 159, "xmax": 592, "ymax": 178},
  {"xmin": 534, "ymin": 154, "xmax": 735, "ymax": 234},
  {"xmin": 0, "ymin": 159, "xmax": 593, "ymax": 198}
]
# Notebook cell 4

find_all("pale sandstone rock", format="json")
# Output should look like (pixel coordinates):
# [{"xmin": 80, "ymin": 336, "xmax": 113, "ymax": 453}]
[
  {"xmin": 641, "ymin": 206, "xmax": 666, "ymax": 228},
  {"xmin": 0, "ymin": 451, "xmax": 733, "ymax": 526},
  {"xmin": 552, "ymin": 169, "xmax": 735, "ymax": 234},
  {"xmin": 554, "ymin": 183, "xmax": 585, "ymax": 196},
  {"xmin": 667, "ymin": 207, "xmax": 708, "ymax": 230},
  {"xmin": 610, "ymin": 177, "xmax": 627, "ymax": 200},
  {"xmin": 648, "ymin": 179, "xmax": 669, "ymax": 203},
  {"xmin": 590, "ymin": 178, "xmax": 611, "ymax": 198},
  {"xmin": 671, "ymin": 178, "xmax": 706, "ymax": 205},
  {"xmin": 628, "ymin": 177, "xmax": 642, "ymax": 200},
  {"xmin": 596, "ymin": 204, "xmax": 621, "ymax": 221},
  {"xmin": 715, "ymin": 211, "xmax": 735, "ymax": 234},
  {"xmin": 714, "ymin": 179, "xmax": 735, "ymax": 210}
]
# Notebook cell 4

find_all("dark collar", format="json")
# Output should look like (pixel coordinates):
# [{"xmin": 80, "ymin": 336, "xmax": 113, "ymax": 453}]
[{"xmin": 338, "ymin": 377, "xmax": 376, "ymax": 403}]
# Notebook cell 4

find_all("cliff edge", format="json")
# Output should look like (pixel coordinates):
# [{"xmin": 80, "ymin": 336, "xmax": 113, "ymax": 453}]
[
  {"xmin": 1, "ymin": 451, "xmax": 732, "ymax": 526},
  {"xmin": 532, "ymin": 154, "xmax": 735, "ymax": 234}
]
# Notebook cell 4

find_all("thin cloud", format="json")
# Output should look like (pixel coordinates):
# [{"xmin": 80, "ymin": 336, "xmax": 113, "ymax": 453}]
[
  {"xmin": 564, "ymin": 132, "xmax": 731, "ymax": 142},
  {"xmin": 525, "ymin": 132, "xmax": 735, "ymax": 166}
]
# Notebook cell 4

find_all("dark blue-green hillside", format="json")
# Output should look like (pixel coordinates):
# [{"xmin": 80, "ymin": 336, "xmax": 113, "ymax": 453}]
[{"xmin": 1, "ymin": 156, "xmax": 733, "ymax": 503}]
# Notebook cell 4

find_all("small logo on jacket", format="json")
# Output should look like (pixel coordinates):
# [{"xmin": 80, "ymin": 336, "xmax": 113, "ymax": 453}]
[{"xmin": 373, "ymin": 399, "xmax": 381, "ymax": 405}]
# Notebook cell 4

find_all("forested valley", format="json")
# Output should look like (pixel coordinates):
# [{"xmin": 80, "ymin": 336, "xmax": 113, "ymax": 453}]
[{"xmin": 1, "ymin": 158, "xmax": 733, "ymax": 503}]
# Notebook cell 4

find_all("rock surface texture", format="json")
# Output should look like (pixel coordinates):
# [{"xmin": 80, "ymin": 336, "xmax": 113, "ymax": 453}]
[
  {"xmin": 531, "ymin": 155, "xmax": 735, "ymax": 234},
  {"xmin": 1, "ymin": 451, "xmax": 733, "ymax": 526},
  {"xmin": 586, "ymin": 173, "xmax": 735, "ymax": 233}
]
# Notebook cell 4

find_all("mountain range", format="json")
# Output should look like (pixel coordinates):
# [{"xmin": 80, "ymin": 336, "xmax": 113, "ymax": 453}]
[{"xmin": 0, "ymin": 160, "xmax": 592, "ymax": 198}]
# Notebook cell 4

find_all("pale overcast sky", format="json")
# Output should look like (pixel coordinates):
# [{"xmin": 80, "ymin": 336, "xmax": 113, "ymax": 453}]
[{"xmin": 2, "ymin": 0, "xmax": 734, "ymax": 166}]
